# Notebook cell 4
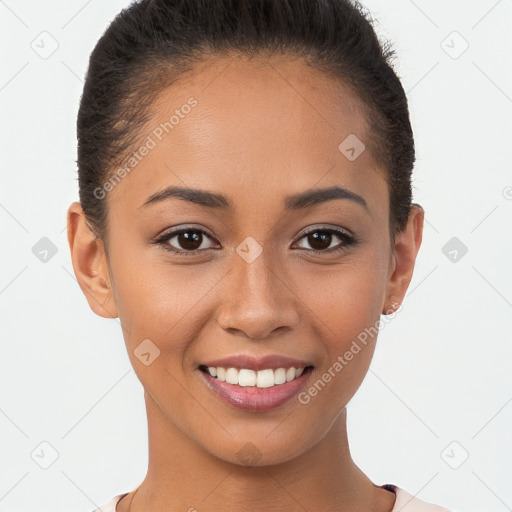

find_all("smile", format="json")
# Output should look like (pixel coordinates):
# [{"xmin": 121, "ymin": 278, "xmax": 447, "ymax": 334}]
[
  {"xmin": 198, "ymin": 365, "xmax": 314, "ymax": 412},
  {"xmin": 200, "ymin": 365, "xmax": 308, "ymax": 388}
]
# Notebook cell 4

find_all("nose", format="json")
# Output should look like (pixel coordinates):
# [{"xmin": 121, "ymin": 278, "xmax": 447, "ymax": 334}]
[{"xmin": 216, "ymin": 249, "xmax": 300, "ymax": 340}]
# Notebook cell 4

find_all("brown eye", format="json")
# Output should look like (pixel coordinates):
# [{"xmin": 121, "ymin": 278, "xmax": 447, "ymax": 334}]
[
  {"xmin": 155, "ymin": 228, "xmax": 218, "ymax": 255},
  {"xmin": 175, "ymin": 230, "xmax": 203, "ymax": 251},
  {"xmin": 294, "ymin": 228, "xmax": 356, "ymax": 253},
  {"xmin": 307, "ymin": 231, "xmax": 333, "ymax": 250}
]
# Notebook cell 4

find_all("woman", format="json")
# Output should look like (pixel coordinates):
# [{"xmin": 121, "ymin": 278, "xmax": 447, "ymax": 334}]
[{"xmin": 67, "ymin": 0, "xmax": 453, "ymax": 510}]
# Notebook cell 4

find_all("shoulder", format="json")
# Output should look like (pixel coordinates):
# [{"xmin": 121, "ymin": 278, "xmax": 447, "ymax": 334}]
[
  {"xmin": 90, "ymin": 492, "xmax": 129, "ymax": 512},
  {"xmin": 384, "ymin": 484, "xmax": 454, "ymax": 512}
]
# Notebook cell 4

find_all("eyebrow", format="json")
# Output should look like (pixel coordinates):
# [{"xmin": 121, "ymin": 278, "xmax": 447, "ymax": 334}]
[{"xmin": 140, "ymin": 184, "xmax": 368, "ymax": 212}]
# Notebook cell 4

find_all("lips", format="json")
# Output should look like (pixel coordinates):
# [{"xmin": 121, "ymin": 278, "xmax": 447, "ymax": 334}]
[
  {"xmin": 197, "ymin": 354, "xmax": 314, "ymax": 412},
  {"xmin": 199, "ymin": 365, "xmax": 314, "ymax": 412}
]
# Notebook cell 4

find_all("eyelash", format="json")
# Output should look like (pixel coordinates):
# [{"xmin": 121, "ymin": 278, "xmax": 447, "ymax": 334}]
[{"xmin": 153, "ymin": 226, "xmax": 358, "ymax": 257}]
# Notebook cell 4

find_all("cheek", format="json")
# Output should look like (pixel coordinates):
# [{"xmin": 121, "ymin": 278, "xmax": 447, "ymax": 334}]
[
  {"xmin": 300, "ymin": 256, "xmax": 387, "ymax": 343},
  {"xmin": 294, "ymin": 282, "xmax": 382, "ymax": 424},
  {"xmin": 108, "ymin": 244, "xmax": 224, "ymax": 352},
  {"xmin": 294, "ymin": 252, "xmax": 388, "ymax": 393}
]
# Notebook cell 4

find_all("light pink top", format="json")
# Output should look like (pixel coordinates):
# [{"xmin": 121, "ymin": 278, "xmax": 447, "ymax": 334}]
[{"xmin": 91, "ymin": 484, "xmax": 453, "ymax": 511}]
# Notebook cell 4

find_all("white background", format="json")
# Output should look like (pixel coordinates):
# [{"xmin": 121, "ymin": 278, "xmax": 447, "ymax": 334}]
[{"xmin": 1, "ymin": 1, "xmax": 511, "ymax": 511}]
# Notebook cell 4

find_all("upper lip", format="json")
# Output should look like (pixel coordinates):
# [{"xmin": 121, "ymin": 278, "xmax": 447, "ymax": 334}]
[{"xmin": 200, "ymin": 354, "xmax": 313, "ymax": 372}]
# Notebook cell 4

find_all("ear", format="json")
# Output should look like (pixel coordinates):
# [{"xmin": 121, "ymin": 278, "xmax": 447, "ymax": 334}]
[
  {"xmin": 66, "ymin": 202, "xmax": 118, "ymax": 319},
  {"xmin": 382, "ymin": 204, "xmax": 424, "ymax": 315}
]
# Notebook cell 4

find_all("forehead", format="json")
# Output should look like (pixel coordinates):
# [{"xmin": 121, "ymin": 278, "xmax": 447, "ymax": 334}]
[
  {"xmin": 107, "ymin": 54, "xmax": 388, "ymax": 219},
  {"xmin": 162, "ymin": 54, "xmax": 371, "ymax": 156}
]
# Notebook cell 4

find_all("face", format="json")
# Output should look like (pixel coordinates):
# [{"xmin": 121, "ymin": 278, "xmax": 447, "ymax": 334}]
[{"xmin": 68, "ymin": 54, "xmax": 423, "ymax": 466}]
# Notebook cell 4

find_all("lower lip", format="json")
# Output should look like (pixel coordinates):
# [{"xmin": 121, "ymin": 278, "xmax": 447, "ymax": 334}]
[{"xmin": 199, "ymin": 367, "xmax": 313, "ymax": 412}]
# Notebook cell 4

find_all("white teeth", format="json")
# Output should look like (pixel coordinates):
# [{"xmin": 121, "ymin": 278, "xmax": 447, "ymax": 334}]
[
  {"xmin": 238, "ymin": 369, "xmax": 256, "ymax": 387},
  {"xmin": 274, "ymin": 368, "xmax": 286, "ymax": 385},
  {"xmin": 256, "ymin": 369, "xmax": 274, "ymax": 388},
  {"xmin": 226, "ymin": 367, "xmax": 238, "ymax": 385},
  {"xmin": 205, "ymin": 365, "xmax": 308, "ymax": 387}
]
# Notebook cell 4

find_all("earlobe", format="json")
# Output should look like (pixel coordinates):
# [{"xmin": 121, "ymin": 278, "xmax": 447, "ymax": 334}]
[
  {"xmin": 382, "ymin": 295, "xmax": 402, "ymax": 315},
  {"xmin": 382, "ymin": 204, "xmax": 424, "ymax": 315},
  {"xmin": 66, "ymin": 202, "xmax": 118, "ymax": 319}
]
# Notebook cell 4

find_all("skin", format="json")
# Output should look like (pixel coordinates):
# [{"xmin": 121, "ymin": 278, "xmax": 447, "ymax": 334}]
[{"xmin": 67, "ymin": 54, "xmax": 423, "ymax": 512}]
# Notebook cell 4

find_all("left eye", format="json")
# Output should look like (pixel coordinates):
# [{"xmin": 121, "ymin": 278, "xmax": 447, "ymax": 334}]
[{"xmin": 294, "ymin": 228, "xmax": 355, "ymax": 253}]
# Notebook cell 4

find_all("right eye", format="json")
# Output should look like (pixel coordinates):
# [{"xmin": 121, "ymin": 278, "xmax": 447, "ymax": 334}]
[{"xmin": 154, "ymin": 227, "xmax": 220, "ymax": 256}]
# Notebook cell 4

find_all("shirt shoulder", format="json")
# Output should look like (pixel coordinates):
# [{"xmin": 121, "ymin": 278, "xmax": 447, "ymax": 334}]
[
  {"xmin": 384, "ymin": 484, "xmax": 453, "ymax": 512},
  {"xmin": 90, "ymin": 492, "xmax": 129, "ymax": 512}
]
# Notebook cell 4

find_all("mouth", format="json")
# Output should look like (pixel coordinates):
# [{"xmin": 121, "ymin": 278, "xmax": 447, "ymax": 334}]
[
  {"xmin": 198, "ymin": 364, "xmax": 314, "ymax": 412},
  {"xmin": 199, "ymin": 364, "xmax": 313, "ymax": 387}
]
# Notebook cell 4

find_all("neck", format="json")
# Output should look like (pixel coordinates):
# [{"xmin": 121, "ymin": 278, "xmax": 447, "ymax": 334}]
[{"xmin": 120, "ymin": 393, "xmax": 395, "ymax": 512}]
